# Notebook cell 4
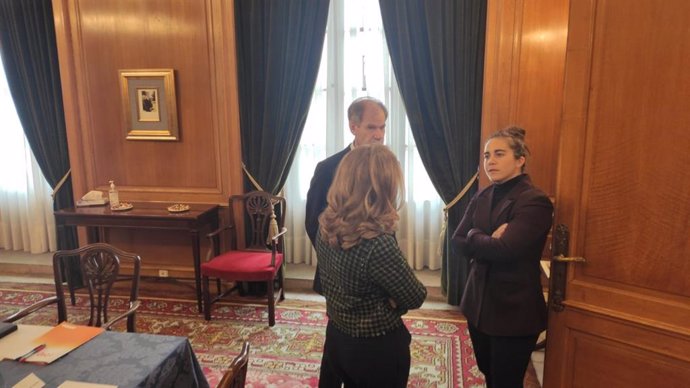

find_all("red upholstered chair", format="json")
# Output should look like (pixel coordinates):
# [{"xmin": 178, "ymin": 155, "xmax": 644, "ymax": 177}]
[{"xmin": 201, "ymin": 191, "xmax": 286, "ymax": 326}]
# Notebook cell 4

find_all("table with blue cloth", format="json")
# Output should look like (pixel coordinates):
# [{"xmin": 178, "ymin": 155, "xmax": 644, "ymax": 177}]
[{"xmin": 0, "ymin": 330, "xmax": 209, "ymax": 388}]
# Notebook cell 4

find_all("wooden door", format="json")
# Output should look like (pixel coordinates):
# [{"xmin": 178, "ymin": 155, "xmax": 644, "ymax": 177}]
[{"xmin": 544, "ymin": 0, "xmax": 690, "ymax": 386}]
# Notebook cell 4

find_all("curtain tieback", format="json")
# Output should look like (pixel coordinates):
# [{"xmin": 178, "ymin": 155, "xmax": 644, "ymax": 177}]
[
  {"xmin": 241, "ymin": 163, "xmax": 264, "ymax": 191},
  {"xmin": 437, "ymin": 171, "xmax": 478, "ymax": 257},
  {"xmin": 442, "ymin": 171, "xmax": 478, "ymax": 221},
  {"xmin": 51, "ymin": 169, "xmax": 71, "ymax": 199}
]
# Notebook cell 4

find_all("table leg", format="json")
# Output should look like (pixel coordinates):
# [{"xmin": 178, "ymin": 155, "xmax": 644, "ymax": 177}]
[
  {"xmin": 89, "ymin": 226, "xmax": 102, "ymax": 243},
  {"xmin": 191, "ymin": 230, "xmax": 203, "ymax": 313},
  {"xmin": 56, "ymin": 223, "xmax": 78, "ymax": 306}
]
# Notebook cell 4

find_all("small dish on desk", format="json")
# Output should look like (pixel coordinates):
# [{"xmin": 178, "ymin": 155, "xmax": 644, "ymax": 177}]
[
  {"xmin": 111, "ymin": 202, "xmax": 133, "ymax": 211},
  {"xmin": 167, "ymin": 203, "xmax": 190, "ymax": 213}
]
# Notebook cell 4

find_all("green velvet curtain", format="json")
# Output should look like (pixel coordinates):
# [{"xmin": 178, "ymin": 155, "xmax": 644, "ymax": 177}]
[
  {"xmin": 234, "ymin": 0, "xmax": 330, "ymax": 195},
  {"xmin": 379, "ymin": 0, "xmax": 487, "ymax": 304},
  {"xmin": 0, "ymin": 0, "xmax": 80, "ymax": 281}
]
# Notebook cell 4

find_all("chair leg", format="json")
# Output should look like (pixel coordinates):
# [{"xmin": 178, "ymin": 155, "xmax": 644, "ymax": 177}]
[
  {"xmin": 203, "ymin": 276, "xmax": 212, "ymax": 321},
  {"xmin": 65, "ymin": 271, "xmax": 77, "ymax": 306},
  {"xmin": 278, "ymin": 267, "xmax": 285, "ymax": 302},
  {"xmin": 127, "ymin": 315, "xmax": 136, "ymax": 333},
  {"xmin": 267, "ymin": 279, "xmax": 275, "ymax": 326}
]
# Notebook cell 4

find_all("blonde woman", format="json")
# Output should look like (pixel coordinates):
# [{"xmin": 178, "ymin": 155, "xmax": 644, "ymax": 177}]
[{"xmin": 316, "ymin": 144, "xmax": 427, "ymax": 388}]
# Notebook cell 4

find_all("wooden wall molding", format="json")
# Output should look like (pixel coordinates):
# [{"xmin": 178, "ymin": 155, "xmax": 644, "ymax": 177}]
[
  {"xmin": 52, "ymin": 0, "xmax": 242, "ymax": 270},
  {"xmin": 52, "ymin": 0, "xmax": 242, "ymax": 206},
  {"xmin": 481, "ymin": 0, "xmax": 569, "ymax": 195}
]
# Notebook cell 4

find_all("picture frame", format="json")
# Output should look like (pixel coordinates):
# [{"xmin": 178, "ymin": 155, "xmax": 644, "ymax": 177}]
[{"xmin": 118, "ymin": 69, "xmax": 179, "ymax": 141}]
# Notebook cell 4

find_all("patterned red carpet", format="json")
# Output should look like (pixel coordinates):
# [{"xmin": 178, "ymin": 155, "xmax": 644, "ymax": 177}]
[
  {"xmin": 1, "ymin": 288, "xmax": 474, "ymax": 387},
  {"xmin": 0, "ymin": 286, "xmax": 539, "ymax": 387}
]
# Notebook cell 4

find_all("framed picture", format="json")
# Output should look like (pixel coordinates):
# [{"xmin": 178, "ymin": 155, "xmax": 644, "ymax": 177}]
[{"xmin": 118, "ymin": 69, "xmax": 179, "ymax": 141}]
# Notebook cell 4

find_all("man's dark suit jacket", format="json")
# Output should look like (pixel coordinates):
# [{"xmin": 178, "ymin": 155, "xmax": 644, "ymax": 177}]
[
  {"xmin": 452, "ymin": 174, "xmax": 553, "ymax": 336},
  {"xmin": 305, "ymin": 146, "xmax": 351, "ymax": 293}
]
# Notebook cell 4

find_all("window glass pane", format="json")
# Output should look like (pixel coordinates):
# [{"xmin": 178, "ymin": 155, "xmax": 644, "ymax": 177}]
[
  {"xmin": 0, "ymin": 55, "xmax": 31, "ymax": 192},
  {"xmin": 285, "ymin": 0, "xmax": 444, "ymax": 269}
]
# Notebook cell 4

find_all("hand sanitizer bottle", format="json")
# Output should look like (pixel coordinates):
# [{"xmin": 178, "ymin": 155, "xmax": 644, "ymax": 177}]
[{"xmin": 108, "ymin": 180, "xmax": 120, "ymax": 208}]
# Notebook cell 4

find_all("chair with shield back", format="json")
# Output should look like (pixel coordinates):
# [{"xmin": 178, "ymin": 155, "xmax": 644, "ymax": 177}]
[
  {"xmin": 2, "ymin": 243, "xmax": 142, "ymax": 332},
  {"xmin": 216, "ymin": 341, "xmax": 250, "ymax": 388},
  {"xmin": 201, "ymin": 191, "xmax": 287, "ymax": 326}
]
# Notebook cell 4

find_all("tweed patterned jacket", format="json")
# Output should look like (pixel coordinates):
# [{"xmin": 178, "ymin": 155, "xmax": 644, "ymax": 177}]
[{"xmin": 316, "ymin": 232, "xmax": 427, "ymax": 337}]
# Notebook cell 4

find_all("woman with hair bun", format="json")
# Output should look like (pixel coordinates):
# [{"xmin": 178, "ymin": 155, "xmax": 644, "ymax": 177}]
[
  {"xmin": 452, "ymin": 126, "xmax": 553, "ymax": 388},
  {"xmin": 316, "ymin": 144, "xmax": 427, "ymax": 388}
]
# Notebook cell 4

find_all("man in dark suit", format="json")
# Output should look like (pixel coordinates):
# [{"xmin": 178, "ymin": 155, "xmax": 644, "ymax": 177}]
[{"xmin": 305, "ymin": 96, "xmax": 388, "ymax": 293}]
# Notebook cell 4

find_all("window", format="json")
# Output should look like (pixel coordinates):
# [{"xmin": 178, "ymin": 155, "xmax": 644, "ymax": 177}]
[
  {"xmin": 283, "ymin": 0, "xmax": 443, "ymax": 270},
  {"xmin": 0, "ymin": 54, "xmax": 56, "ymax": 253}
]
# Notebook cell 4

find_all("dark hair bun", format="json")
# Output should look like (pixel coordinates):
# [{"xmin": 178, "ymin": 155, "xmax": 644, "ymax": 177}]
[
  {"xmin": 503, "ymin": 126, "xmax": 526, "ymax": 140},
  {"xmin": 486, "ymin": 125, "xmax": 530, "ymax": 160}
]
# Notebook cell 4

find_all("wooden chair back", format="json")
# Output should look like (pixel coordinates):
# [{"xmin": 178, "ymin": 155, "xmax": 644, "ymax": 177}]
[
  {"xmin": 54, "ymin": 243, "xmax": 141, "ymax": 332},
  {"xmin": 229, "ymin": 191, "xmax": 286, "ymax": 253},
  {"xmin": 217, "ymin": 341, "xmax": 250, "ymax": 388}
]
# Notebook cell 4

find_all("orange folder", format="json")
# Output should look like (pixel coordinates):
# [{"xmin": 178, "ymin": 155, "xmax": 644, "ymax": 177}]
[{"xmin": 22, "ymin": 322, "xmax": 104, "ymax": 364}]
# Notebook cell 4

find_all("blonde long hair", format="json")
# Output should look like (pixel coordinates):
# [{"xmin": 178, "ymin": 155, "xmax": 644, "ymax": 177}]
[{"xmin": 319, "ymin": 144, "xmax": 404, "ymax": 249}]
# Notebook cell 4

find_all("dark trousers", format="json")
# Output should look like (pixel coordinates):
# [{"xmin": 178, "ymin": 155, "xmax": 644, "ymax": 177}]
[
  {"xmin": 319, "ymin": 321, "xmax": 411, "ymax": 388},
  {"xmin": 313, "ymin": 264, "xmax": 323, "ymax": 294},
  {"xmin": 468, "ymin": 323, "xmax": 538, "ymax": 388}
]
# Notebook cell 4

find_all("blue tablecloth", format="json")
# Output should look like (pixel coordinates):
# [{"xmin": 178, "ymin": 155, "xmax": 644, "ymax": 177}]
[{"xmin": 0, "ymin": 331, "xmax": 209, "ymax": 388}]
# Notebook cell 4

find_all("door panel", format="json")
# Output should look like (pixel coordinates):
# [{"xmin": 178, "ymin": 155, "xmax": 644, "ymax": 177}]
[
  {"xmin": 550, "ymin": 308, "xmax": 690, "ymax": 387},
  {"xmin": 545, "ymin": 0, "xmax": 690, "ymax": 386},
  {"xmin": 570, "ymin": 329, "xmax": 690, "ymax": 387},
  {"xmin": 581, "ymin": 0, "xmax": 690, "ymax": 294}
]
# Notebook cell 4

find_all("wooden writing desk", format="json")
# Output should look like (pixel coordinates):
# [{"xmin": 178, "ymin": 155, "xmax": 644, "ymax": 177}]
[{"xmin": 54, "ymin": 202, "xmax": 219, "ymax": 313}]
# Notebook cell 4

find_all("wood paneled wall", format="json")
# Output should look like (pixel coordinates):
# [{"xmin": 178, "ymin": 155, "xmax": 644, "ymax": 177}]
[
  {"xmin": 52, "ymin": 0, "xmax": 241, "ymax": 275},
  {"xmin": 50, "ymin": 0, "xmax": 570, "ymax": 273},
  {"xmin": 53, "ymin": 0, "xmax": 569, "ymax": 202},
  {"xmin": 481, "ymin": 0, "xmax": 570, "ymax": 196},
  {"xmin": 53, "ymin": 0, "xmax": 242, "ymax": 204}
]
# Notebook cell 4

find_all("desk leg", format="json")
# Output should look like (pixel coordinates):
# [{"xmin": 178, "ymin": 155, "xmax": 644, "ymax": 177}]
[
  {"xmin": 87, "ymin": 226, "xmax": 102, "ymax": 243},
  {"xmin": 55, "ymin": 223, "xmax": 77, "ymax": 306},
  {"xmin": 191, "ymin": 230, "xmax": 203, "ymax": 313}
]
